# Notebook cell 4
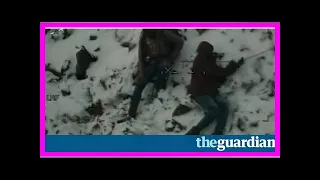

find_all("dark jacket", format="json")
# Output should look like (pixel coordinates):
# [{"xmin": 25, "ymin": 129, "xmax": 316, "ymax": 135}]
[
  {"xmin": 137, "ymin": 30, "xmax": 184, "ymax": 76},
  {"xmin": 188, "ymin": 41, "xmax": 241, "ymax": 98}
]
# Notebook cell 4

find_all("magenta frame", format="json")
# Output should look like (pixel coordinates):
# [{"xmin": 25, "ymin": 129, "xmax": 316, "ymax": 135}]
[{"xmin": 40, "ymin": 22, "xmax": 280, "ymax": 158}]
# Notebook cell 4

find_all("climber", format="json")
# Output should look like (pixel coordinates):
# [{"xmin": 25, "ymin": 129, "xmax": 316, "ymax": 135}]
[
  {"xmin": 186, "ymin": 41, "xmax": 244, "ymax": 135},
  {"xmin": 128, "ymin": 29, "xmax": 184, "ymax": 119}
]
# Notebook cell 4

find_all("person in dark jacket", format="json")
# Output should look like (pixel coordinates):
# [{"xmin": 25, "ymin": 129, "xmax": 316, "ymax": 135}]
[
  {"xmin": 128, "ymin": 29, "xmax": 184, "ymax": 118},
  {"xmin": 186, "ymin": 41, "xmax": 244, "ymax": 135}
]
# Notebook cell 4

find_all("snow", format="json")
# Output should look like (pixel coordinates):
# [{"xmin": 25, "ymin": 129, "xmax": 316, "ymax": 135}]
[{"xmin": 45, "ymin": 28, "xmax": 275, "ymax": 135}]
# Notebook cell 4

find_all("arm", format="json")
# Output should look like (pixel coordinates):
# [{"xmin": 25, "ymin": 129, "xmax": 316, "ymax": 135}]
[
  {"xmin": 216, "ymin": 60, "xmax": 241, "ymax": 77},
  {"xmin": 163, "ymin": 30, "xmax": 184, "ymax": 63},
  {"xmin": 138, "ymin": 32, "xmax": 146, "ymax": 74}
]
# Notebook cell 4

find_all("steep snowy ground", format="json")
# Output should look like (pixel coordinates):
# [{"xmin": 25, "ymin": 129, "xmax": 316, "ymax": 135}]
[{"xmin": 45, "ymin": 29, "xmax": 275, "ymax": 135}]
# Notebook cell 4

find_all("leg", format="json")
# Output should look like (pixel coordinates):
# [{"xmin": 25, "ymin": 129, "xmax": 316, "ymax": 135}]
[
  {"xmin": 212, "ymin": 95, "xmax": 229, "ymax": 135},
  {"xmin": 128, "ymin": 64, "xmax": 157, "ymax": 118},
  {"xmin": 154, "ymin": 59, "xmax": 173, "ymax": 91},
  {"xmin": 154, "ymin": 67, "xmax": 170, "ymax": 92},
  {"xmin": 128, "ymin": 79, "xmax": 148, "ymax": 118},
  {"xmin": 186, "ymin": 96, "xmax": 220, "ymax": 135}
]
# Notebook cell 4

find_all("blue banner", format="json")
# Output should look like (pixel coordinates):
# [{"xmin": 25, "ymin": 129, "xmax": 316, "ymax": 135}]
[{"xmin": 45, "ymin": 135, "xmax": 275, "ymax": 152}]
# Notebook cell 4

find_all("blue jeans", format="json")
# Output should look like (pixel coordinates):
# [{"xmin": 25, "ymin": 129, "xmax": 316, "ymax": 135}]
[
  {"xmin": 128, "ymin": 63, "xmax": 170, "ymax": 118},
  {"xmin": 186, "ymin": 94, "xmax": 229, "ymax": 135}
]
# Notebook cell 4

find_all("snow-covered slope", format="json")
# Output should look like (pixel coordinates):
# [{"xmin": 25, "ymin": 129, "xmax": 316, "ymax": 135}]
[{"xmin": 45, "ymin": 29, "xmax": 275, "ymax": 135}]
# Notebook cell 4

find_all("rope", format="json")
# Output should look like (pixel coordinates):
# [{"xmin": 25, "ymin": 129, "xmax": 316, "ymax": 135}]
[{"xmin": 240, "ymin": 47, "xmax": 274, "ymax": 61}]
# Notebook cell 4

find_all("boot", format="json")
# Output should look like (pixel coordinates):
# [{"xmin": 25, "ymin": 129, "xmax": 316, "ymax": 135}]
[{"xmin": 128, "ymin": 101, "xmax": 138, "ymax": 118}]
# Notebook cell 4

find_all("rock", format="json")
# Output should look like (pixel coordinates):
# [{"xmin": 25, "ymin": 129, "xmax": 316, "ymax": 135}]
[
  {"xmin": 241, "ymin": 81, "xmax": 256, "ymax": 94},
  {"xmin": 120, "ymin": 42, "xmax": 131, "ymax": 48},
  {"xmin": 59, "ymin": 82, "xmax": 70, "ymax": 96},
  {"xmin": 75, "ymin": 46, "xmax": 96, "ymax": 80},
  {"xmin": 51, "ymin": 34, "xmax": 59, "ymax": 41},
  {"xmin": 172, "ymin": 104, "xmax": 192, "ymax": 117},
  {"xmin": 173, "ymin": 119, "xmax": 186, "ymax": 132},
  {"xmin": 250, "ymin": 122, "xmax": 259, "ymax": 127},
  {"xmin": 239, "ymin": 46, "xmax": 250, "ymax": 52},
  {"xmin": 196, "ymin": 29, "xmax": 208, "ymax": 35},
  {"xmin": 61, "ymin": 90, "xmax": 71, "ymax": 96},
  {"xmin": 171, "ymin": 80, "xmax": 180, "ymax": 87},
  {"xmin": 257, "ymin": 56, "xmax": 266, "ymax": 61},
  {"xmin": 114, "ymin": 29, "xmax": 126, "ymax": 42},
  {"xmin": 128, "ymin": 43, "xmax": 136, "ymax": 52},
  {"xmin": 89, "ymin": 35, "xmax": 97, "ymax": 40},
  {"xmin": 45, "ymin": 63, "xmax": 61, "ymax": 79},
  {"xmin": 263, "ymin": 80, "xmax": 274, "ymax": 98},
  {"xmin": 62, "ymin": 29, "xmax": 73, "ymax": 40},
  {"xmin": 50, "ymin": 29, "xmax": 73, "ymax": 41},
  {"xmin": 99, "ymin": 79, "xmax": 107, "ymax": 90},
  {"xmin": 117, "ymin": 93, "xmax": 132, "ymax": 100},
  {"xmin": 103, "ymin": 122, "xmax": 115, "ymax": 135},
  {"xmin": 236, "ymin": 118, "xmax": 246, "ymax": 131},
  {"xmin": 121, "ymin": 42, "xmax": 137, "ymax": 52},
  {"xmin": 157, "ymin": 98, "xmax": 163, "ymax": 103},
  {"xmin": 267, "ymin": 30, "xmax": 273, "ymax": 40},
  {"xmin": 94, "ymin": 47, "xmax": 100, "ymax": 52},
  {"xmin": 256, "ymin": 108, "xmax": 261, "ymax": 113},
  {"xmin": 86, "ymin": 100, "xmax": 104, "ymax": 116},
  {"xmin": 260, "ymin": 30, "xmax": 273, "ymax": 42},
  {"xmin": 165, "ymin": 119, "xmax": 186, "ymax": 132},
  {"xmin": 60, "ymin": 60, "xmax": 71, "ymax": 76},
  {"xmin": 67, "ymin": 73, "xmax": 74, "ymax": 79},
  {"xmin": 165, "ymin": 120, "xmax": 175, "ymax": 132},
  {"xmin": 91, "ymin": 123, "xmax": 101, "ymax": 135}
]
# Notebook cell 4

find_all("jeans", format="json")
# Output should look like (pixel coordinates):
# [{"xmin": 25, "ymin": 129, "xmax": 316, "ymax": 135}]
[
  {"xmin": 128, "ymin": 63, "xmax": 169, "ymax": 118},
  {"xmin": 186, "ymin": 94, "xmax": 229, "ymax": 135}
]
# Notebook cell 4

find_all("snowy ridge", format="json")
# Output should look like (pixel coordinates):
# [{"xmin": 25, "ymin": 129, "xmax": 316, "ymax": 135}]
[{"xmin": 45, "ymin": 29, "xmax": 275, "ymax": 135}]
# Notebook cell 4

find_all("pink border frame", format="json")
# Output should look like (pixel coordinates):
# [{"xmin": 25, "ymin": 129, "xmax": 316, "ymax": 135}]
[{"xmin": 40, "ymin": 22, "xmax": 280, "ymax": 158}]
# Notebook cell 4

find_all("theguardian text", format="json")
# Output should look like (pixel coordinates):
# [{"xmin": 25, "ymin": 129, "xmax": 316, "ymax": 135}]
[{"xmin": 196, "ymin": 136, "xmax": 275, "ymax": 151}]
